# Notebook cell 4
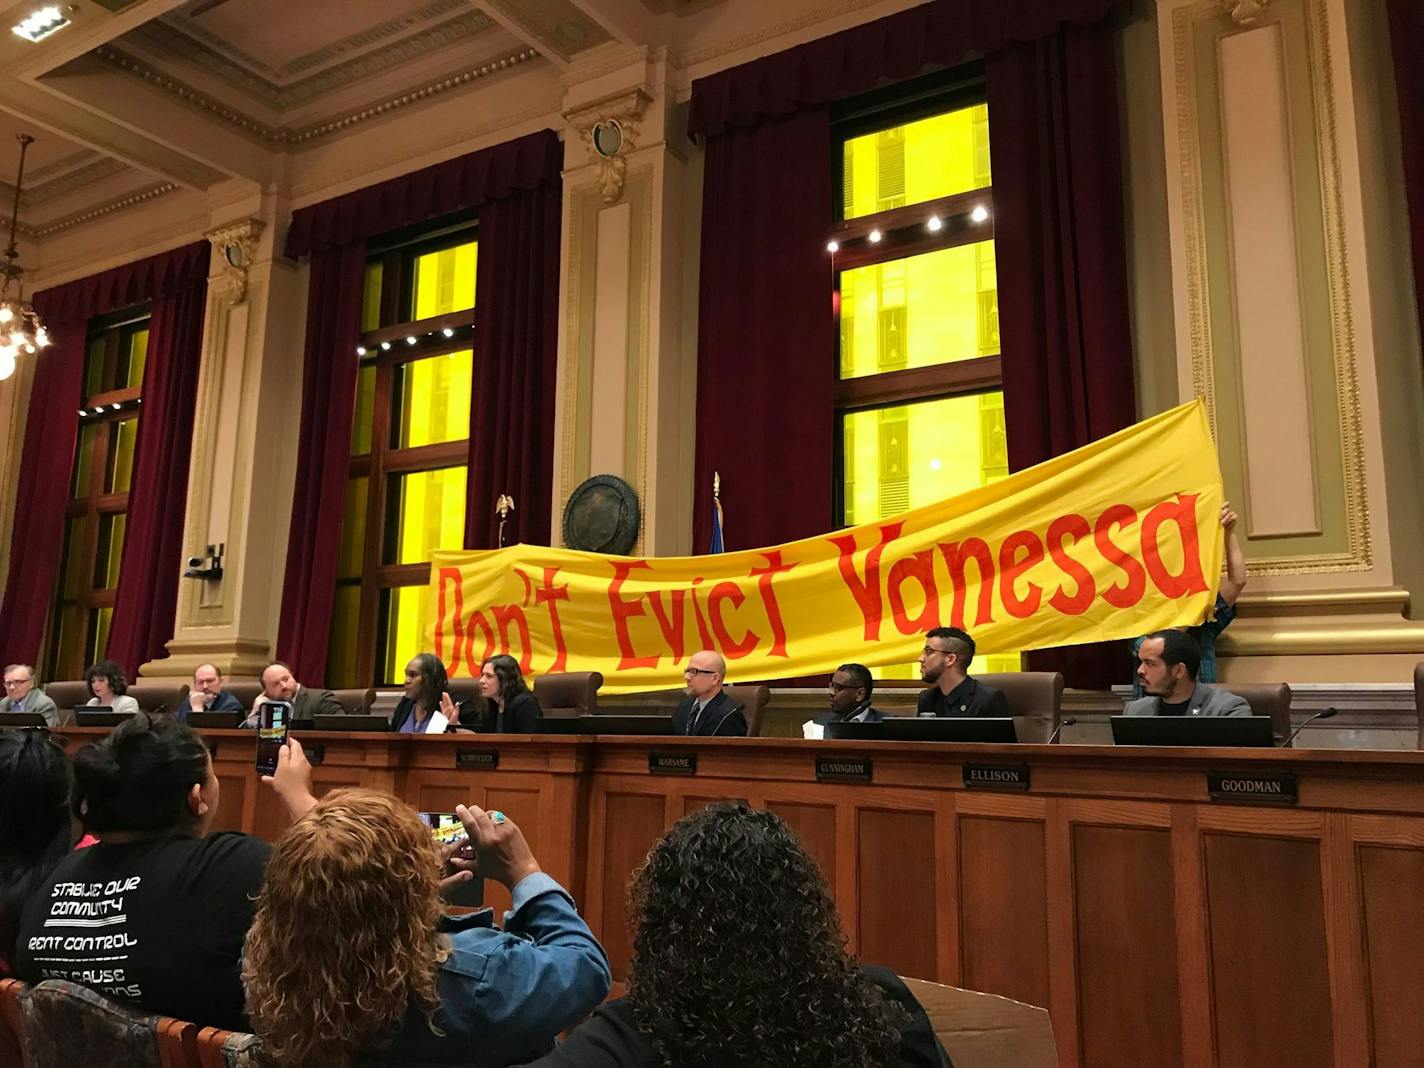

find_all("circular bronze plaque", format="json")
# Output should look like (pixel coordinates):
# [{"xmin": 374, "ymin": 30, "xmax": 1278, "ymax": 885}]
[{"xmin": 562, "ymin": 474, "xmax": 641, "ymax": 555}]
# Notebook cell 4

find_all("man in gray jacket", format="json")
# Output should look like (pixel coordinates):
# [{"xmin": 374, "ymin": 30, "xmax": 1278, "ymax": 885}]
[
  {"xmin": 1125, "ymin": 631, "xmax": 1251, "ymax": 717},
  {"xmin": 1, "ymin": 664, "xmax": 61, "ymax": 726}
]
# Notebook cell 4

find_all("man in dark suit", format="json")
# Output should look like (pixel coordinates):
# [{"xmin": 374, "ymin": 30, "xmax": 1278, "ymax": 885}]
[
  {"xmin": 916, "ymin": 626, "xmax": 1009, "ymax": 718},
  {"xmin": 813, "ymin": 663, "xmax": 883, "ymax": 729},
  {"xmin": 244, "ymin": 661, "xmax": 345, "ymax": 727},
  {"xmin": 1125, "ymin": 630, "xmax": 1251, "ymax": 717},
  {"xmin": 182, "ymin": 663, "xmax": 245, "ymax": 721},
  {"xmin": 672, "ymin": 650, "xmax": 747, "ymax": 737}
]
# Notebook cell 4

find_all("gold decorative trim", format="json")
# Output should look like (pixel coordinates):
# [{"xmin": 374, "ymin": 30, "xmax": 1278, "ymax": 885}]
[
  {"xmin": 564, "ymin": 88, "xmax": 652, "ymax": 204},
  {"xmin": 25, "ymin": 183, "xmax": 179, "ymax": 237},
  {"xmin": 205, "ymin": 219, "xmax": 263, "ymax": 306},
  {"xmin": 1223, "ymin": 0, "xmax": 1272, "ymax": 24},
  {"xmin": 556, "ymin": 179, "xmax": 601, "ymax": 543},
  {"xmin": 630, "ymin": 166, "xmax": 655, "ymax": 557}
]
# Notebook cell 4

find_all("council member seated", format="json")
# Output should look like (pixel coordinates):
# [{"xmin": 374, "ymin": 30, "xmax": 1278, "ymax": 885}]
[
  {"xmin": 83, "ymin": 659, "xmax": 141, "ymax": 716},
  {"xmin": 183, "ymin": 663, "xmax": 245, "ymax": 720},
  {"xmin": 473, "ymin": 654, "xmax": 541, "ymax": 733},
  {"xmin": 1, "ymin": 664, "xmax": 60, "ymax": 726},
  {"xmin": 804, "ymin": 663, "xmax": 882, "ymax": 739},
  {"xmin": 1126, "ymin": 630, "xmax": 1251, "ymax": 717},
  {"xmin": 244, "ymin": 661, "xmax": 345, "ymax": 727},
  {"xmin": 393, "ymin": 653, "xmax": 472, "ymax": 734},
  {"xmin": 916, "ymin": 627, "xmax": 1009, "ymax": 718},
  {"xmin": 673, "ymin": 650, "xmax": 748, "ymax": 737},
  {"xmin": 243, "ymin": 793, "xmax": 611, "ymax": 1066},
  {"xmin": 13, "ymin": 713, "xmax": 318, "ymax": 1030}
]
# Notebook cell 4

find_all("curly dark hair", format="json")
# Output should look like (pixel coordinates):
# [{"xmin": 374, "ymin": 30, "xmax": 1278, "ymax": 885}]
[
  {"xmin": 626, "ymin": 802, "xmax": 905, "ymax": 1067},
  {"xmin": 84, "ymin": 659, "xmax": 128, "ymax": 697}
]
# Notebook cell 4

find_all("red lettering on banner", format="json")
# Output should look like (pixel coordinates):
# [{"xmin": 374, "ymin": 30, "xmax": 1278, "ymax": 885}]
[
  {"xmin": 887, "ymin": 550, "xmax": 940, "ymax": 635},
  {"xmin": 937, "ymin": 538, "xmax": 995, "ymax": 629},
  {"xmin": 749, "ymin": 552, "xmax": 796, "ymax": 657},
  {"xmin": 999, "ymin": 530, "xmax": 1045, "ymax": 619},
  {"xmin": 435, "ymin": 568, "xmax": 465, "ymax": 671},
  {"xmin": 648, "ymin": 590, "xmax": 686, "ymax": 663},
  {"xmin": 466, "ymin": 610, "xmax": 495, "ymax": 668},
  {"xmin": 1141, "ymin": 494, "xmax": 1208, "ymax": 598},
  {"xmin": 1095, "ymin": 505, "xmax": 1147, "ymax": 609},
  {"xmin": 829, "ymin": 523, "xmax": 904, "ymax": 641},
  {"xmin": 608, "ymin": 561, "xmax": 658, "ymax": 669},
  {"xmin": 533, "ymin": 567, "xmax": 571, "ymax": 673},
  {"xmin": 709, "ymin": 582, "xmax": 759, "ymax": 659},
  {"xmin": 689, "ymin": 578, "xmax": 715, "ymax": 650},
  {"xmin": 1046, "ymin": 515, "xmax": 1095, "ymax": 615},
  {"xmin": 493, "ymin": 605, "xmax": 532, "ymax": 673}
]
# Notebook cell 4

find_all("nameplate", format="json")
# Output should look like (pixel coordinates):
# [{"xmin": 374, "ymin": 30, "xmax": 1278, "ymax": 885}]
[
  {"xmin": 963, "ymin": 762, "xmax": 1030, "ymax": 791},
  {"xmin": 455, "ymin": 749, "xmax": 499, "ymax": 770},
  {"xmin": 816, "ymin": 756, "xmax": 872, "ymax": 783},
  {"xmin": 649, "ymin": 752, "xmax": 696, "ymax": 776},
  {"xmin": 1207, "ymin": 771, "xmax": 1298, "ymax": 805}
]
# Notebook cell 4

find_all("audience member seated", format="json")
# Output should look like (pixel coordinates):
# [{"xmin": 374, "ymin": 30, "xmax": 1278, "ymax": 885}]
[
  {"xmin": 243, "ymin": 792, "xmax": 611, "ymax": 1065},
  {"xmin": 13, "ymin": 714, "xmax": 317, "ymax": 1030},
  {"xmin": 804, "ymin": 663, "xmax": 883, "ymax": 739},
  {"xmin": 1126, "ymin": 631, "xmax": 1250, "ymax": 718},
  {"xmin": 182, "ymin": 663, "xmax": 245, "ymax": 720},
  {"xmin": 917, "ymin": 627, "xmax": 1009, "ymax": 719},
  {"xmin": 1, "ymin": 664, "xmax": 60, "ymax": 726},
  {"xmin": 474, "ymin": 654, "xmax": 541, "ymax": 733},
  {"xmin": 243, "ymin": 661, "xmax": 344, "ymax": 727},
  {"xmin": 0, "ymin": 730, "xmax": 75, "ymax": 975},
  {"xmin": 393, "ymin": 653, "xmax": 473, "ymax": 734},
  {"xmin": 83, "ymin": 660, "xmax": 140, "ymax": 717},
  {"xmin": 533, "ymin": 802, "xmax": 948, "ymax": 1068},
  {"xmin": 672, "ymin": 651, "xmax": 747, "ymax": 737}
]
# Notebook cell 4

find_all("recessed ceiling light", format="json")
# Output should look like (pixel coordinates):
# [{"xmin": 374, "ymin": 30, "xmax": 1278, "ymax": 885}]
[{"xmin": 12, "ymin": 6, "xmax": 70, "ymax": 43}]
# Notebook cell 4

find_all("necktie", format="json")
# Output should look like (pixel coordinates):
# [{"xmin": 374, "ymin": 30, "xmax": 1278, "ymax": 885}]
[{"xmin": 687, "ymin": 702, "xmax": 703, "ymax": 734}]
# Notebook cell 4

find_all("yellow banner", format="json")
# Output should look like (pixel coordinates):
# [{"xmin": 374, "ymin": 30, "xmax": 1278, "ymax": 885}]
[{"xmin": 427, "ymin": 400, "xmax": 1223, "ymax": 693}]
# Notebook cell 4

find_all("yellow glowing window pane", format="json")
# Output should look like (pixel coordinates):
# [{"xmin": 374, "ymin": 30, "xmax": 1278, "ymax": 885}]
[
  {"xmin": 71, "ymin": 423, "xmax": 100, "ymax": 497},
  {"xmin": 395, "ymin": 350, "xmax": 473, "ymax": 448},
  {"xmin": 91, "ymin": 606, "xmax": 113, "ymax": 666},
  {"xmin": 838, "ymin": 240, "xmax": 998, "ymax": 379},
  {"xmin": 352, "ymin": 364, "xmax": 376, "ymax": 455},
  {"xmin": 841, "ymin": 392, "xmax": 1017, "ymax": 677},
  {"xmin": 382, "ymin": 585, "xmax": 431, "ymax": 685},
  {"xmin": 387, "ymin": 466, "xmax": 466, "ymax": 565},
  {"xmin": 412, "ymin": 242, "xmax": 477, "ymax": 320},
  {"xmin": 362, "ymin": 262, "xmax": 384, "ymax": 332},
  {"xmin": 119, "ymin": 328, "xmax": 148, "ymax": 390},
  {"xmin": 337, "ymin": 477, "xmax": 368, "ymax": 579},
  {"xmin": 841, "ymin": 103, "xmax": 990, "ymax": 221},
  {"xmin": 327, "ymin": 584, "xmax": 362, "ymax": 689},
  {"xmin": 93, "ymin": 512, "xmax": 126, "ymax": 590},
  {"xmin": 83, "ymin": 336, "xmax": 105, "ymax": 398},
  {"xmin": 105, "ymin": 418, "xmax": 139, "ymax": 494},
  {"xmin": 54, "ymin": 603, "xmax": 85, "ymax": 678}
]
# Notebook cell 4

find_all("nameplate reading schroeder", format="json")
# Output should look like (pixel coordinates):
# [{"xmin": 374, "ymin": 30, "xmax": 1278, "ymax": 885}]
[
  {"xmin": 1207, "ymin": 771, "xmax": 1298, "ymax": 805},
  {"xmin": 963, "ymin": 763, "xmax": 1030, "ymax": 791},
  {"xmin": 455, "ymin": 749, "xmax": 500, "ymax": 770},
  {"xmin": 649, "ymin": 752, "xmax": 697, "ymax": 776},
  {"xmin": 816, "ymin": 756, "xmax": 872, "ymax": 783}
]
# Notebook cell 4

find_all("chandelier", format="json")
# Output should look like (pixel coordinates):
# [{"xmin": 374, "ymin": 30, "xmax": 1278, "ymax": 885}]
[{"xmin": 0, "ymin": 133, "xmax": 50, "ymax": 381}]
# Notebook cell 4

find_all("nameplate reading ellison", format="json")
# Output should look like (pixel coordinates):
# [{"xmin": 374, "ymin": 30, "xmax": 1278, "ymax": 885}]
[
  {"xmin": 649, "ymin": 752, "xmax": 697, "ymax": 776},
  {"xmin": 1207, "ymin": 771, "xmax": 1298, "ymax": 805},
  {"xmin": 963, "ymin": 763, "xmax": 1030, "ymax": 791},
  {"xmin": 455, "ymin": 749, "xmax": 500, "ymax": 771},
  {"xmin": 816, "ymin": 756, "xmax": 872, "ymax": 783}
]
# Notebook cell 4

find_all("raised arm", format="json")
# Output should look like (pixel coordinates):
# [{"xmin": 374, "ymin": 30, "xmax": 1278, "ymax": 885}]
[{"xmin": 1220, "ymin": 501, "xmax": 1247, "ymax": 605}]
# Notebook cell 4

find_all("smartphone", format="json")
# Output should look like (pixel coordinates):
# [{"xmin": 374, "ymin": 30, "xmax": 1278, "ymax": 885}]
[
  {"xmin": 422, "ymin": 812, "xmax": 484, "ymax": 908},
  {"xmin": 255, "ymin": 700, "xmax": 291, "ymax": 776}
]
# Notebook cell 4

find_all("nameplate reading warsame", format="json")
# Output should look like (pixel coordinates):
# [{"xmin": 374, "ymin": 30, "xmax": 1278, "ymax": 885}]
[
  {"xmin": 963, "ymin": 763, "xmax": 1030, "ymax": 791},
  {"xmin": 816, "ymin": 756, "xmax": 872, "ymax": 783},
  {"xmin": 649, "ymin": 752, "xmax": 697, "ymax": 776},
  {"xmin": 1207, "ymin": 771, "xmax": 1298, "ymax": 805},
  {"xmin": 455, "ymin": 749, "xmax": 500, "ymax": 770}
]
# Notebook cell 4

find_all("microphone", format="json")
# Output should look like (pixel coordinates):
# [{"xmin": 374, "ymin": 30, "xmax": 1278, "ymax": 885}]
[
  {"xmin": 1284, "ymin": 707, "xmax": 1336, "ymax": 748},
  {"xmin": 1047, "ymin": 717, "xmax": 1078, "ymax": 745}
]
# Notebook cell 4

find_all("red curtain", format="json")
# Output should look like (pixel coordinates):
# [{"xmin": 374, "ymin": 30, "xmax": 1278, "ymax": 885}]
[
  {"xmin": 0, "ymin": 241, "xmax": 210, "ymax": 671},
  {"xmin": 987, "ymin": 19, "xmax": 1136, "ymax": 688},
  {"xmin": 106, "ymin": 277, "xmax": 211, "ymax": 678},
  {"xmin": 1388, "ymin": 0, "xmax": 1424, "ymax": 370},
  {"xmin": 692, "ymin": 108, "xmax": 835, "ymax": 551},
  {"xmin": 464, "ymin": 178, "xmax": 561, "ymax": 549},
  {"xmin": 275, "ymin": 244, "xmax": 367, "ymax": 685}
]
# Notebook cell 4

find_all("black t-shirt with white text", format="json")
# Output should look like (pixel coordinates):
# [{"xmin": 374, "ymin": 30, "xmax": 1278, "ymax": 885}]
[{"xmin": 14, "ymin": 832, "xmax": 271, "ymax": 1030}]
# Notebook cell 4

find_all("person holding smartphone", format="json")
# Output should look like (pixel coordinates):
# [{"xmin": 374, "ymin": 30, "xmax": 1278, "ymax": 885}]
[{"xmin": 243, "ymin": 795, "xmax": 610, "ymax": 1066}]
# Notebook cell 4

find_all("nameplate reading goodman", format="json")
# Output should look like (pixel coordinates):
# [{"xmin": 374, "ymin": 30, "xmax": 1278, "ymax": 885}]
[
  {"xmin": 455, "ymin": 749, "xmax": 500, "ymax": 771},
  {"xmin": 963, "ymin": 763, "xmax": 1030, "ymax": 791},
  {"xmin": 649, "ymin": 752, "xmax": 697, "ymax": 776},
  {"xmin": 1207, "ymin": 771, "xmax": 1298, "ymax": 805},
  {"xmin": 816, "ymin": 756, "xmax": 872, "ymax": 783}
]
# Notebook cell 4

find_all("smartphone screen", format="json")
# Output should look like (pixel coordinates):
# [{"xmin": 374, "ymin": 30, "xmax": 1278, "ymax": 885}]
[
  {"xmin": 255, "ymin": 701, "xmax": 291, "ymax": 776},
  {"xmin": 422, "ymin": 812, "xmax": 484, "ymax": 908}
]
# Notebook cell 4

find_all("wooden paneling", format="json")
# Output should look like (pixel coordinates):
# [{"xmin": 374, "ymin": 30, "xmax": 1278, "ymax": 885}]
[
  {"xmin": 1072, "ymin": 824, "xmax": 1182, "ymax": 1067},
  {"xmin": 957, "ymin": 815, "xmax": 1048, "ymax": 1007},
  {"xmin": 596, "ymin": 791, "xmax": 668, "ymax": 978},
  {"xmin": 1203, "ymin": 833, "xmax": 1333, "ymax": 1067},
  {"xmin": 859, "ymin": 808, "xmax": 938, "ymax": 981},
  {"xmin": 768, "ymin": 801, "xmax": 838, "ymax": 887},
  {"xmin": 1358, "ymin": 844, "xmax": 1424, "ymax": 1063}
]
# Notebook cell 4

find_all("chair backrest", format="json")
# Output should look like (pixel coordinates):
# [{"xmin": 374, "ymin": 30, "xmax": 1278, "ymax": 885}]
[
  {"xmin": 222, "ymin": 682, "xmax": 263, "ymax": 711},
  {"xmin": 900, "ymin": 977, "xmax": 1057, "ymax": 1068},
  {"xmin": 723, "ymin": 683, "xmax": 771, "ymax": 737},
  {"xmin": 974, "ymin": 672, "xmax": 1065, "ymax": 732},
  {"xmin": 39, "ymin": 681, "xmax": 89, "ymax": 717},
  {"xmin": 445, "ymin": 677, "xmax": 489, "ymax": 723},
  {"xmin": 330, "ymin": 687, "xmax": 376, "ymax": 717},
  {"xmin": 195, "ymin": 1026, "xmax": 264, "ymax": 1068},
  {"xmin": 532, "ymin": 671, "xmax": 603, "ymax": 716},
  {"xmin": 1225, "ymin": 682, "xmax": 1292, "ymax": 744},
  {"xmin": 127, "ymin": 682, "xmax": 191, "ymax": 718},
  {"xmin": 19, "ymin": 979, "xmax": 164, "ymax": 1068},
  {"xmin": 1415, "ymin": 663, "xmax": 1423, "ymax": 749},
  {"xmin": 0, "ymin": 977, "xmax": 27, "ymax": 1068}
]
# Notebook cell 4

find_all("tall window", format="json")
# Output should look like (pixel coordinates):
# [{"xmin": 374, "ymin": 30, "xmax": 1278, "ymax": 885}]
[
  {"xmin": 48, "ymin": 311, "xmax": 149, "ymax": 679},
  {"xmin": 328, "ymin": 219, "xmax": 478, "ymax": 687},
  {"xmin": 832, "ymin": 71, "xmax": 1018, "ymax": 674}
]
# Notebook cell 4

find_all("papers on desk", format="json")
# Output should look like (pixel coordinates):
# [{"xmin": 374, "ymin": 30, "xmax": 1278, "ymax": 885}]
[
  {"xmin": 802, "ymin": 720, "xmax": 825, "ymax": 740},
  {"xmin": 426, "ymin": 709, "xmax": 450, "ymax": 734}
]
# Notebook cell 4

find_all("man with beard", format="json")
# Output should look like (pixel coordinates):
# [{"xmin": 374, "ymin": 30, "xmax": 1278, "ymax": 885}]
[{"xmin": 915, "ymin": 627, "xmax": 1008, "ymax": 718}]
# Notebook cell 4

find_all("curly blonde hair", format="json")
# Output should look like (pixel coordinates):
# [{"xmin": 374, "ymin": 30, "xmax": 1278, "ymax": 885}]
[{"xmin": 242, "ymin": 789, "xmax": 450, "ymax": 1067}]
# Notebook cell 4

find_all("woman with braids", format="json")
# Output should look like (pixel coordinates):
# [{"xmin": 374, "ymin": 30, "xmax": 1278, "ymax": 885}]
[
  {"xmin": 475, "ymin": 653, "xmax": 542, "ymax": 733},
  {"xmin": 243, "ymin": 793, "xmax": 610, "ymax": 1066},
  {"xmin": 0, "ymin": 729, "xmax": 74, "ymax": 974},
  {"xmin": 392, "ymin": 653, "xmax": 474, "ymax": 734},
  {"xmin": 534, "ymin": 802, "xmax": 951, "ymax": 1068}
]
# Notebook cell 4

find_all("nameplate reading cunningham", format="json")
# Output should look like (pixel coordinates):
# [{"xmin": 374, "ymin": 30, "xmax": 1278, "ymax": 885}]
[
  {"xmin": 649, "ymin": 752, "xmax": 697, "ymax": 776},
  {"xmin": 963, "ymin": 763, "xmax": 1030, "ymax": 791},
  {"xmin": 816, "ymin": 756, "xmax": 872, "ymax": 784},
  {"xmin": 1207, "ymin": 771, "xmax": 1298, "ymax": 805},
  {"xmin": 455, "ymin": 749, "xmax": 500, "ymax": 770}
]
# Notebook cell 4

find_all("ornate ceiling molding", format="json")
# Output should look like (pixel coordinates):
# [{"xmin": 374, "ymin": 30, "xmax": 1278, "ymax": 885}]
[
  {"xmin": 0, "ymin": 158, "xmax": 129, "ymax": 211},
  {"xmin": 564, "ymin": 88, "xmax": 651, "ymax": 203},
  {"xmin": 206, "ymin": 217, "xmax": 262, "ymax": 305},
  {"xmin": 480, "ymin": 0, "xmax": 614, "ymax": 63},
  {"xmin": 1223, "ymin": 0, "xmax": 1271, "ymax": 24},
  {"xmin": 14, "ymin": 183, "xmax": 180, "ymax": 238}
]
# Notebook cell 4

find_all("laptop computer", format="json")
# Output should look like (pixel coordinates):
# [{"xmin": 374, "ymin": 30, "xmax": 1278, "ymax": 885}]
[
  {"xmin": 825, "ymin": 717, "xmax": 1019, "ymax": 743},
  {"xmin": 75, "ymin": 706, "xmax": 136, "ymax": 727},
  {"xmin": 0, "ymin": 712, "xmax": 51, "ymax": 728},
  {"xmin": 535, "ymin": 715, "xmax": 678, "ymax": 736},
  {"xmin": 314, "ymin": 714, "xmax": 389, "ymax": 732},
  {"xmin": 1110, "ymin": 715, "xmax": 1276, "ymax": 747}
]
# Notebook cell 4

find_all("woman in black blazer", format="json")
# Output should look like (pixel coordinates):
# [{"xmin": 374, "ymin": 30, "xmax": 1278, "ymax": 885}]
[
  {"xmin": 476, "ymin": 654, "xmax": 540, "ymax": 733},
  {"xmin": 391, "ymin": 654, "xmax": 472, "ymax": 734}
]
